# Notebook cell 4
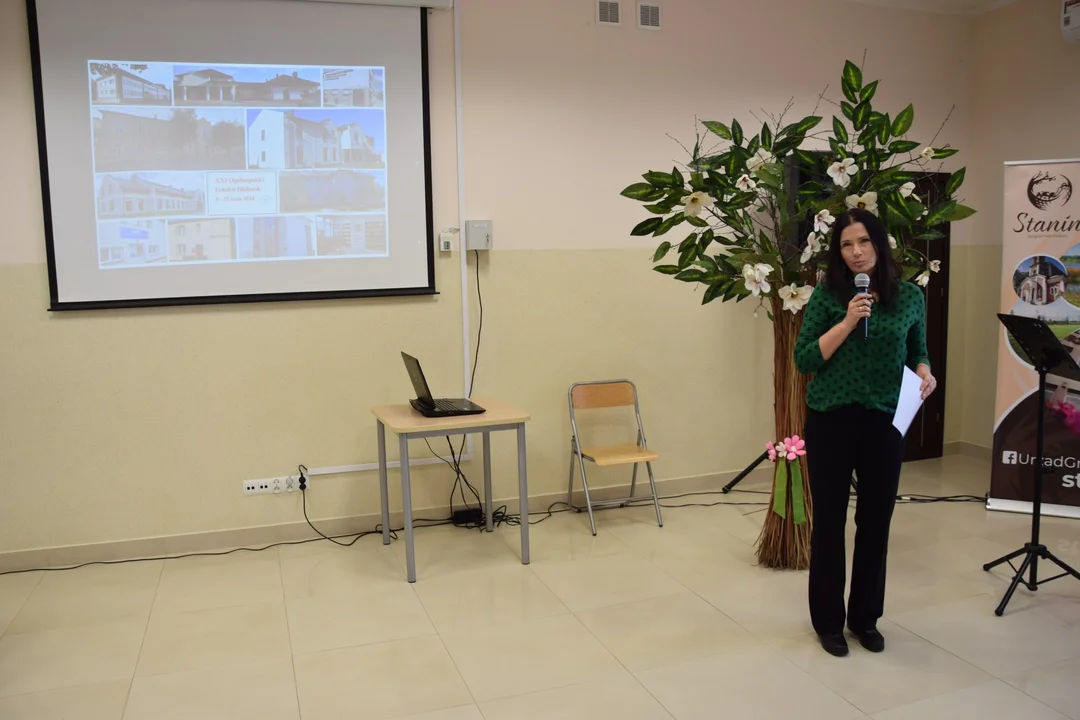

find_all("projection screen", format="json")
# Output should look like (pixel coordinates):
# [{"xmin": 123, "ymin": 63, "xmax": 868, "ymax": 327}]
[{"xmin": 26, "ymin": 0, "xmax": 435, "ymax": 310}]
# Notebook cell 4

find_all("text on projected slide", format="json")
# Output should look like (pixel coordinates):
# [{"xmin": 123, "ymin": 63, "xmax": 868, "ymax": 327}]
[{"xmin": 89, "ymin": 61, "xmax": 388, "ymax": 268}]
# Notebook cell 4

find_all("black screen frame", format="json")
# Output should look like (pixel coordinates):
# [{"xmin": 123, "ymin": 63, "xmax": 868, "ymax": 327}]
[{"xmin": 25, "ymin": 0, "xmax": 437, "ymax": 312}]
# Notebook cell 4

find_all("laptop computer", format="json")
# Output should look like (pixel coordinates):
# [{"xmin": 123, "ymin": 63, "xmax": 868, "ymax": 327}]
[{"xmin": 401, "ymin": 352, "xmax": 486, "ymax": 418}]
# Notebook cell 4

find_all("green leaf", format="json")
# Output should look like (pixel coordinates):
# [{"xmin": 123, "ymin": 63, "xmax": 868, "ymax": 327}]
[
  {"xmin": 829, "ymin": 138, "xmax": 846, "ymax": 158},
  {"xmin": 945, "ymin": 167, "xmax": 966, "ymax": 196},
  {"xmin": 760, "ymin": 122, "xmax": 773, "ymax": 150},
  {"xmin": 841, "ymin": 101, "xmax": 855, "ymax": 121},
  {"xmin": 671, "ymin": 166, "xmax": 684, "ymax": 187},
  {"xmin": 852, "ymin": 101, "xmax": 870, "ymax": 131},
  {"xmin": 747, "ymin": 135, "xmax": 761, "ymax": 155},
  {"xmin": 643, "ymin": 171, "xmax": 674, "ymax": 187},
  {"xmin": 652, "ymin": 241, "xmax": 672, "ymax": 262},
  {"xmin": 702, "ymin": 121, "xmax": 732, "ymax": 140},
  {"xmin": 685, "ymin": 214, "xmax": 709, "ymax": 228},
  {"xmin": 843, "ymin": 60, "xmax": 863, "ymax": 97},
  {"xmin": 793, "ymin": 116, "xmax": 822, "ymax": 134},
  {"xmin": 832, "ymin": 116, "xmax": 849, "ymax": 145},
  {"xmin": 795, "ymin": 149, "xmax": 818, "ymax": 167},
  {"xmin": 877, "ymin": 119, "xmax": 890, "ymax": 146},
  {"xmin": 860, "ymin": 80, "xmax": 879, "ymax": 103},
  {"xmin": 674, "ymin": 269, "xmax": 707, "ymax": 283},
  {"xmin": 888, "ymin": 140, "xmax": 920, "ymax": 154},
  {"xmin": 642, "ymin": 203, "xmax": 670, "ymax": 215},
  {"xmin": 653, "ymin": 265, "xmax": 680, "ymax": 275},
  {"xmin": 771, "ymin": 136, "xmax": 800, "ymax": 157},
  {"xmin": 891, "ymin": 104, "xmax": 915, "ymax": 136},
  {"xmin": 933, "ymin": 147, "xmax": 960, "ymax": 159},
  {"xmin": 924, "ymin": 200, "xmax": 957, "ymax": 227},
  {"xmin": 731, "ymin": 119, "xmax": 744, "ymax": 146},
  {"xmin": 631, "ymin": 217, "xmax": 663, "ymax": 236},
  {"xmin": 654, "ymin": 213, "xmax": 685, "ymax": 237},
  {"xmin": 945, "ymin": 204, "xmax": 977, "ymax": 222},
  {"xmin": 913, "ymin": 230, "xmax": 946, "ymax": 241},
  {"xmin": 621, "ymin": 183, "xmax": 666, "ymax": 202},
  {"xmin": 702, "ymin": 281, "xmax": 727, "ymax": 305}
]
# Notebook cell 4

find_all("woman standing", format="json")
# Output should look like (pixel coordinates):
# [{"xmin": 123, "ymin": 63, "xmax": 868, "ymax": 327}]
[{"xmin": 794, "ymin": 207, "xmax": 937, "ymax": 657}]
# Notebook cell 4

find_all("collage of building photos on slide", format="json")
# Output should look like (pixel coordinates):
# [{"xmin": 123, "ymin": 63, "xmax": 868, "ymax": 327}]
[{"xmin": 90, "ymin": 61, "xmax": 388, "ymax": 268}]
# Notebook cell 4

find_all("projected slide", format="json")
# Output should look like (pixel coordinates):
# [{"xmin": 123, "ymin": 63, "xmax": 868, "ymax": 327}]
[{"xmin": 89, "ymin": 61, "xmax": 388, "ymax": 268}]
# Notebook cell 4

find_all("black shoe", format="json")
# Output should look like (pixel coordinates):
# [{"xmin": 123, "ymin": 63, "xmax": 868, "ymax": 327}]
[
  {"xmin": 817, "ymin": 633, "xmax": 849, "ymax": 657},
  {"xmin": 848, "ymin": 625, "xmax": 885, "ymax": 652}
]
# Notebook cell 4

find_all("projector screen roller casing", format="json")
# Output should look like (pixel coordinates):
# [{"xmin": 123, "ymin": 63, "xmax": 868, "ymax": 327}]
[{"xmin": 27, "ymin": 0, "xmax": 436, "ymax": 310}]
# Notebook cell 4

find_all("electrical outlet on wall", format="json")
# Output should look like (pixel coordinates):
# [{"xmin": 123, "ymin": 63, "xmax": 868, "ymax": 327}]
[
  {"xmin": 439, "ymin": 232, "xmax": 454, "ymax": 252},
  {"xmin": 243, "ymin": 476, "xmax": 299, "ymax": 496}
]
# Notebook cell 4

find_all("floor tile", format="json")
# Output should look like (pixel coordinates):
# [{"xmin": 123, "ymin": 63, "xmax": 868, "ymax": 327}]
[
  {"xmin": 0, "ymin": 618, "xmax": 145, "ymax": 697},
  {"xmin": 871, "ymin": 679, "xmax": 1069, "ymax": 720},
  {"xmin": 889, "ymin": 594, "xmax": 1080, "ymax": 677},
  {"xmin": 576, "ymin": 591, "xmax": 760, "ymax": 672},
  {"xmin": 529, "ymin": 552, "xmax": 684, "ymax": 612},
  {"xmin": 293, "ymin": 636, "xmax": 472, "ymax": 720},
  {"xmin": 773, "ymin": 619, "xmax": 992, "ymax": 714},
  {"xmin": 153, "ymin": 553, "xmax": 283, "ymax": 614},
  {"xmin": 137, "ymin": 601, "xmax": 291, "ymax": 677},
  {"xmin": 125, "ymin": 657, "xmax": 300, "ymax": 720},
  {"xmin": 7, "ymin": 561, "xmax": 161, "ymax": 635},
  {"xmin": 0, "ymin": 571, "xmax": 43, "ymax": 635},
  {"xmin": 637, "ymin": 644, "xmax": 865, "ymax": 720},
  {"xmin": 1004, "ymin": 656, "xmax": 1080, "ymax": 719},
  {"xmin": 439, "ymin": 613, "xmax": 623, "ymax": 702},
  {"xmin": 412, "ymin": 565, "xmax": 568, "ymax": 633},
  {"xmin": 285, "ymin": 583, "xmax": 435, "ymax": 655},
  {"xmin": 0, "ymin": 679, "xmax": 129, "ymax": 720},
  {"xmin": 479, "ymin": 670, "xmax": 674, "ymax": 719}
]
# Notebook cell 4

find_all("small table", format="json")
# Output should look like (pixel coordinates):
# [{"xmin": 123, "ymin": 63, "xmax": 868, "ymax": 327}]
[{"xmin": 372, "ymin": 398, "xmax": 531, "ymax": 582}]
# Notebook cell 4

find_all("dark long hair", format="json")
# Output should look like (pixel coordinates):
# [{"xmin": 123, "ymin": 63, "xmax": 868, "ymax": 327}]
[{"xmin": 824, "ymin": 207, "xmax": 900, "ymax": 308}]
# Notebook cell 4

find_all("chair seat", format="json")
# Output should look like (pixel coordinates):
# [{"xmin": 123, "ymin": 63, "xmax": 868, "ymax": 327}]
[{"xmin": 580, "ymin": 444, "xmax": 659, "ymax": 467}]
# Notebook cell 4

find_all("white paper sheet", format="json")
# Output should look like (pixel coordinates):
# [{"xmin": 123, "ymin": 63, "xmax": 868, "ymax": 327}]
[{"xmin": 893, "ymin": 367, "xmax": 925, "ymax": 437}]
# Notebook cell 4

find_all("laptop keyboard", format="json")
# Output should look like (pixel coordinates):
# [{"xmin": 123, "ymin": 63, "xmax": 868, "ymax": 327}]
[{"xmin": 434, "ymin": 399, "xmax": 460, "ymax": 411}]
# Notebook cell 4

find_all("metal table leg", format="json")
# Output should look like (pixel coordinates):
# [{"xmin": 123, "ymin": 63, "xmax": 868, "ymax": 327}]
[
  {"xmin": 483, "ymin": 431, "xmax": 493, "ymax": 532},
  {"xmin": 378, "ymin": 421, "xmax": 390, "ymax": 545},
  {"xmin": 399, "ymin": 433, "xmax": 416, "ymax": 582},
  {"xmin": 517, "ymin": 423, "xmax": 530, "ymax": 564}
]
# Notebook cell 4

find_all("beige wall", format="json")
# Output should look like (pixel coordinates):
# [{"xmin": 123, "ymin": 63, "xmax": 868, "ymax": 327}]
[
  {"xmin": 0, "ymin": 0, "xmax": 995, "ymax": 558},
  {"xmin": 956, "ymin": 0, "xmax": 1080, "ymax": 447}
]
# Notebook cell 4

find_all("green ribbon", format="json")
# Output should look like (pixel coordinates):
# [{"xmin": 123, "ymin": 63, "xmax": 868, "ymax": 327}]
[
  {"xmin": 771, "ymin": 457, "xmax": 808, "ymax": 525},
  {"xmin": 790, "ymin": 459, "xmax": 808, "ymax": 525},
  {"xmin": 772, "ymin": 459, "xmax": 789, "ymax": 518}
]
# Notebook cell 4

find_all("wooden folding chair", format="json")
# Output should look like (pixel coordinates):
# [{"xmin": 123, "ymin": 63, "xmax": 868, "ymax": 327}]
[{"xmin": 567, "ymin": 379, "xmax": 662, "ymax": 536}]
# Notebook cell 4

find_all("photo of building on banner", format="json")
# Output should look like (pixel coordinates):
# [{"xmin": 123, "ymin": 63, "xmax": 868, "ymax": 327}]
[{"xmin": 991, "ymin": 159, "xmax": 1080, "ymax": 518}]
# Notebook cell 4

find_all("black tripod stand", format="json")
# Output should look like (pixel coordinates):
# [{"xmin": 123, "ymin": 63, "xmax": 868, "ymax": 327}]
[{"xmin": 983, "ymin": 313, "xmax": 1080, "ymax": 616}]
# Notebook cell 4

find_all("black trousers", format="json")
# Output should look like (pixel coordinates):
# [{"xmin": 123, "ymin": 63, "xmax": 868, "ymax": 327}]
[{"xmin": 804, "ymin": 404, "xmax": 904, "ymax": 635}]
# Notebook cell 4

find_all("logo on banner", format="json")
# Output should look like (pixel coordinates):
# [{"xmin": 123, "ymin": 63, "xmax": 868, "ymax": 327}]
[
  {"xmin": 1002, "ymin": 450, "xmax": 1018, "ymax": 464},
  {"xmin": 1027, "ymin": 171, "xmax": 1074, "ymax": 211}
]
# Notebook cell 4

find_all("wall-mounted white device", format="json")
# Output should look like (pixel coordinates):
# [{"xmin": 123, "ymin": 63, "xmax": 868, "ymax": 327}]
[
  {"xmin": 1065, "ymin": 0, "xmax": 1080, "ymax": 44},
  {"xmin": 465, "ymin": 220, "xmax": 493, "ymax": 251}
]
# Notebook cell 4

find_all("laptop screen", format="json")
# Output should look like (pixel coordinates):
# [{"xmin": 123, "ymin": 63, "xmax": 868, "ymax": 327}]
[{"xmin": 401, "ymin": 352, "xmax": 435, "ymax": 405}]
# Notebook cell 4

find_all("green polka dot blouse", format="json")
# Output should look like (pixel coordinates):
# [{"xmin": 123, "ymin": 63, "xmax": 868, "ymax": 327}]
[{"xmin": 794, "ymin": 281, "xmax": 930, "ymax": 414}]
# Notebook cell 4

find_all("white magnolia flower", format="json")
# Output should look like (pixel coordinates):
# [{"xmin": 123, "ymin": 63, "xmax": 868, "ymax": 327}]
[
  {"xmin": 846, "ymin": 191, "xmax": 879, "ymax": 215},
  {"xmin": 747, "ymin": 149, "xmax": 774, "ymax": 172},
  {"xmin": 888, "ymin": 234, "xmax": 897, "ymax": 249},
  {"xmin": 899, "ymin": 182, "xmax": 916, "ymax": 198},
  {"xmin": 719, "ymin": 166, "xmax": 727, "ymax": 175},
  {"xmin": 826, "ymin": 157, "xmax": 858, "ymax": 188},
  {"xmin": 742, "ymin": 263, "xmax": 773, "ymax": 296},
  {"xmin": 929, "ymin": 259, "xmax": 941, "ymax": 273},
  {"xmin": 920, "ymin": 147, "xmax": 935, "ymax": 161},
  {"xmin": 736, "ymin": 174, "xmax": 757, "ymax": 193},
  {"xmin": 814, "ymin": 209, "xmax": 835, "ymax": 235},
  {"xmin": 801, "ymin": 233, "xmax": 823, "ymax": 264},
  {"xmin": 680, "ymin": 191, "xmax": 715, "ymax": 218},
  {"xmin": 779, "ymin": 283, "xmax": 815, "ymax": 314},
  {"xmin": 915, "ymin": 271, "xmax": 930, "ymax": 287}
]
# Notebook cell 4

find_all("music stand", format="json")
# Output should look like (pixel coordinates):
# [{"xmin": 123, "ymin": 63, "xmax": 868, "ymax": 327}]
[{"xmin": 983, "ymin": 313, "xmax": 1080, "ymax": 616}]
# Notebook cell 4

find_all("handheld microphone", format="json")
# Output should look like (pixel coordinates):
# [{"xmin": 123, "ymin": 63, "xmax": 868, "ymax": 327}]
[{"xmin": 854, "ymin": 273, "xmax": 871, "ymax": 339}]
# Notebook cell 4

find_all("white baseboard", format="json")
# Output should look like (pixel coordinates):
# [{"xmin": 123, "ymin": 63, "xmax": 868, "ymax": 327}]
[
  {"xmin": 943, "ymin": 441, "xmax": 992, "ymax": 462},
  {"xmin": 0, "ymin": 465, "xmax": 774, "ymax": 573}
]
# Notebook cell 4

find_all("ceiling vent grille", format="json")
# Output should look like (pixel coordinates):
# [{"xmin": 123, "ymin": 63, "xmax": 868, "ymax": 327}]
[
  {"xmin": 638, "ymin": 3, "xmax": 660, "ymax": 29},
  {"xmin": 597, "ymin": 1, "xmax": 620, "ymax": 25}
]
